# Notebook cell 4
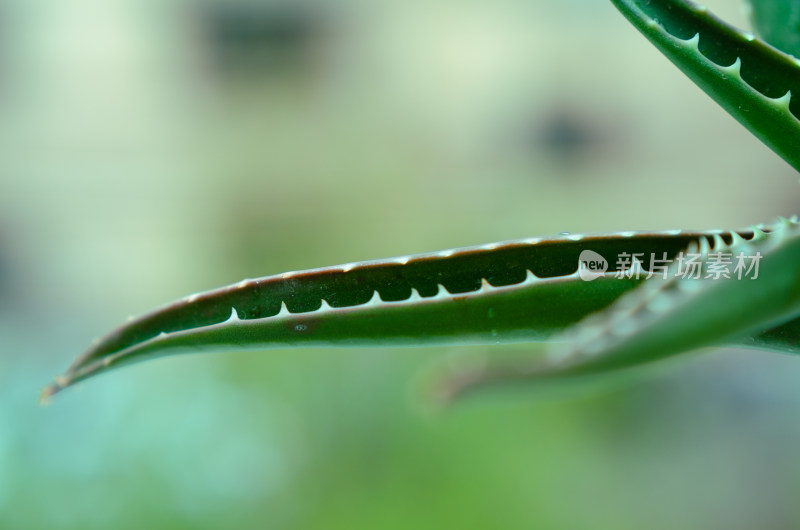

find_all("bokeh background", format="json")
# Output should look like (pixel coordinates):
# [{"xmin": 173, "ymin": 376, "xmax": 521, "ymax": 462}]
[{"xmin": 2, "ymin": 0, "xmax": 800, "ymax": 528}]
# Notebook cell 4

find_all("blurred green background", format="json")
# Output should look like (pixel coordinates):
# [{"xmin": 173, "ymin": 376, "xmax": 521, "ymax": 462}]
[{"xmin": 2, "ymin": 0, "xmax": 800, "ymax": 528}]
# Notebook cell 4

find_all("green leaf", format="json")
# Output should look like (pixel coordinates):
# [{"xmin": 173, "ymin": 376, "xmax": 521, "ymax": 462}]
[
  {"xmin": 746, "ymin": 0, "xmax": 800, "ymax": 58},
  {"xmin": 610, "ymin": 0, "xmax": 800, "ymax": 171},
  {"xmin": 42, "ymin": 221, "xmax": 800, "ymax": 401}
]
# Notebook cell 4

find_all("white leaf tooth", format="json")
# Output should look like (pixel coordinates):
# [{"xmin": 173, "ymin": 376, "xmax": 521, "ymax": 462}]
[
  {"xmin": 408, "ymin": 288, "xmax": 422, "ymax": 301},
  {"xmin": 276, "ymin": 301, "xmax": 291, "ymax": 317},
  {"xmin": 438, "ymin": 249, "xmax": 455, "ymax": 258},
  {"xmin": 434, "ymin": 284, "xmax": 450, "ymax": 298},
  {"xmin": 524, "ymin": 269, "xmax": 539, "ymax": 283},
  {"xmin": 226, "ymin": 307, "xmax": 240, "ymax": 322},
  {"xmin": 318, "ymin": 299, "xmax": 332, "ymax": 311},
  {"xmin": 751, "ymin": 225, "xmax": 768, "ymax": 241},
  {"xmin": 682, "ymin": 33, "xmax": 700, "ymax": 51},
  {"xmin": 567, "ymin": 234, "xmax": 583, "ymax": 241},
  {"xmin": 771, "ymin": 90, "xmax": 792, "ymax": 112},
  {"xmin": 712, "ymin": 234, "xmax": 727, "ymax": 251},
  {"xmin": 777, "ymin": 216, "xmax": 792, "ymax": 229},
  {"xmin": 366, "ymin": 291, "xmax": 383, "ymax": 306},
  {"xmin": 479, "ymin": 279, "xmax": 494, "ymax": 292},
  {"xmin": 729, "ymin": 231, "xmax": 746, "ymax": 247},
  {"xmin": 720, "ymin": 57, "xmax": 742, "ymax": 77}
]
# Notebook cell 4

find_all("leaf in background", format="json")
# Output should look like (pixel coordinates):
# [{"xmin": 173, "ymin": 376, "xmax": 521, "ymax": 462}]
[
  {"xmin": 746, "ymin": 0, "xmax": 800, "ymax": 57},
  {"xmin": 610, "ymin": 0, "xmax": 800, "ymax": 171}
]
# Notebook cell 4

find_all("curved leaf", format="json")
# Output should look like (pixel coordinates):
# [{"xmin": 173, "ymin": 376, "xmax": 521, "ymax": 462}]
[
  {"xmin": 43, "ymin": 221, "xmax": 800, "ymax": 400},
  {"xmin": 610, "ymin": 0, "xmax": 800, "ymax": 170}
]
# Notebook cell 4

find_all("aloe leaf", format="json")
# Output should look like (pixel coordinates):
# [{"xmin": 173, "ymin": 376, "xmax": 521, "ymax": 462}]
[
  {"xmin": 610, "ymin": 0, "xmax": 800, "ymax": 170},
  {"xmin": 42, "ymin": 222, "xmax": 800, "ymax": 400}
]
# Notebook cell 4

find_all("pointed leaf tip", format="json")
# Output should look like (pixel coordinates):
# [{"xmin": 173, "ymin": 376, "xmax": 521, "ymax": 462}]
[{"xmin": 39, "ymin": 381, "xmax": 62, "ymax": 406}]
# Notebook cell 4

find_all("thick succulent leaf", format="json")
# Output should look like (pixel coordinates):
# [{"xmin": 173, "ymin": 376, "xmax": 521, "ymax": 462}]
[
  {"xmin": 43, "ymin": 221, "xmax": 800, "ymax": 400},
  {"xmin": 746, "ymin": 0, "xmax": 800, "ymax": 58},
  {"xmin": 610, "ymin": 0, "xmax": 800, "ymax": 170}
]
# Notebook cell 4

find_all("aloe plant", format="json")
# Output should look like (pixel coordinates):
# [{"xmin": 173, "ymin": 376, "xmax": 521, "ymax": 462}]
[{"xmin": 42, "ymin": 0, "xmax": 800, "ymax": 402}]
